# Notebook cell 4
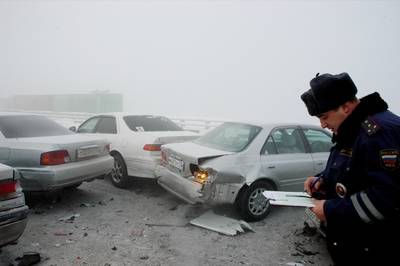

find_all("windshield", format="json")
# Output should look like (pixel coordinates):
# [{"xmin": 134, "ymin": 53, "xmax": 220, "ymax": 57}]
[
  {"xmin": 123, "ymin": 115, "xmax": 182, "ymax": 132},
  {"xmin": 0, "ymin": 115, "xmax": 72, "ymax": 138},
  {"xmin": 194, "ymin": 122, "xmax": 262, "ymax": 152}
]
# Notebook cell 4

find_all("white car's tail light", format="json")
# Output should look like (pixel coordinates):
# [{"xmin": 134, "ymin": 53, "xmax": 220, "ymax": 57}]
[
  {"xmin": 143, "ymin": 144, "xmax": 161, "ymax": 151},
  {"xmin": 40, "ymin": 150, "xmax": 70, "ymax": 165},
  {"xmin": 0, "ymin": 180, "xmax": 19, "ymax": 196}
]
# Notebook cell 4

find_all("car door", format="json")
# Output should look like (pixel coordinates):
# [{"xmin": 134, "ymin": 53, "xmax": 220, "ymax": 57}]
[
  {"xmin": 301, "ymin": 127, "xmax": 332, "ymax": 174},
  {"xmin": 260, "ymin": 127, "xmax": 314, "ymax": 191},
  {"xmin": 0, "ymin": 132, "xmax": 10, "ymax": 165},
  {"xmin": 77, "ymin": 116, "xmax": 119, "ymax": 148}
]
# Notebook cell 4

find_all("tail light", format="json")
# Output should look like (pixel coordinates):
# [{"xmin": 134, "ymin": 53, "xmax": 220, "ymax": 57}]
[
  {"xmin": 143, "ymin": 144, "xmax": 161, "ymax": 151},
  {"xmin": 0, "ymin": 180, "xmax": 19, "ymax": 196},
  {"xmin": 40, "ymin": 150, "xmax": 70, "ymax": 165}
]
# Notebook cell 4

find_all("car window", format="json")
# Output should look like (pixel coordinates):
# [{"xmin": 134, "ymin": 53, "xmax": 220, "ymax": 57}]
[
  {"xmin": 77, "ymin": 117, "xmax": 100, "ymax": 133},
  {"xmin": 263, "ymin": 136, "xmax": 278, "ymax": 154},
  {"xmin": 123, "ymin": 115, "xmax": 182, "ymax": 132},
  {"xmin": 266, "ymin": 128, "xmax": 306, "ymax": 154},
  {"xmin": 303, "ymin": 128, "xmax": 332, "ymax": 153},
  {"xmin": 0, "ymin": 115, "xmax": 72, "ymax": 138},
  {"xmin": 194, "ymin": 122, "xmax": 262, "ymax": 152},
  {"xmin": 96, "ymin": 117, "xmax": 117, "ymax": 134}
]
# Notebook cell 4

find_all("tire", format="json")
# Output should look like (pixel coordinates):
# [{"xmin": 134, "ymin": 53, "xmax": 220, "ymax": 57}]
[
  {"xmin": 110, "ymin": 153, "xmax": 129, "ymax": 188},
  {"xmin": 64, "ymin": 182, "xmax": 82, "ymax": 190},
  {"xmin": 238, "ymin": 180, "xmax": 274, "ymax": 222}
]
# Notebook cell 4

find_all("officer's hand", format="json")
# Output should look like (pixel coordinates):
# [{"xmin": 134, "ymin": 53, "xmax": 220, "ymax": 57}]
[
  {"xmin": 310, "ymin": 199, "xmax": 326, "ymax": 222},
  {"xmin": 304, "ymin": 176, "xmax": 322, "ymax": 195}
]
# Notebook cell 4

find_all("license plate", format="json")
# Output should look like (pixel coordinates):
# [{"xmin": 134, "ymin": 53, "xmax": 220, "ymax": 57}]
[
  {"xmin": 77, "ymin": 146, "xmax": 100, "ymax": 159},
  {"xmin": 168, "ymin": 155, "xmax": 184, "ymax": 172}
]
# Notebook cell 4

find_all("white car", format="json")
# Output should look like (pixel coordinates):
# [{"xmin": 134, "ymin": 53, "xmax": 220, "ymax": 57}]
[
  {"xmin": 73, "ymin": 113, "xmax": 199, "ymax": 188},
  {"xmin": 156, "ymin": 121, "xmax": 332, "ymax": 221}
]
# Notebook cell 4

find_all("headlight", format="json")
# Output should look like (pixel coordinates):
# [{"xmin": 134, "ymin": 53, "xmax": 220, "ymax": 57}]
[{"xmin": 194, "ymin": 169, "xmax": 209, "ymax": 185}]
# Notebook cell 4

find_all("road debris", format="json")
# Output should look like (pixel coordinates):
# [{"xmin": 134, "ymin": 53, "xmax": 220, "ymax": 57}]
[
  {"xmin": 294, "ymin": 241, "xmax": 319, "ymax": 256},
  {"xmin": 190, "ymin": 210, "xmax": 254, "ymax": 236},
  {"xmin": 16, "ymin": 252, "xmax": 41, "ymax": 266},
  {"xmin": 145, "ymin": 223, "xmax": 186, "ymax": 227},
  {"xmin": 58, "ymin": 213, "xmax": 80, "ymax": 222},
  {"xmin": 286, "ymin": 262, "xmax": 305, "ymax": 266},
  {"xmin": 80, "ymin": 203, "xmax": 95, "ymax": 207}
]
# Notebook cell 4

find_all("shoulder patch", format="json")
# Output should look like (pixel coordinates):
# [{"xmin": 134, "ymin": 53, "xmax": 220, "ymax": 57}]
[
  {"xmin": 380, "ymin": 149, "xmax": 399, "ymax": 170},
  {"xmin": 340, "ymin": 148, "xmax": 353, "ymax": 157},
  {"xmin": 361, "ymin": 117, "xmax": 380, "ymax": 136}
]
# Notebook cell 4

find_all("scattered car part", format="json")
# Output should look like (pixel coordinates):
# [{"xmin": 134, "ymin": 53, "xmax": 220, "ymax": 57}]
[{"xmin": 190, "ymin": 210, "xmax": 254, "ymax": 236}]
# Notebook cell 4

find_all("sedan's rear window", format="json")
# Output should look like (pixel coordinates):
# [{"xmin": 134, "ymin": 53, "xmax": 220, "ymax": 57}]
[
  {"xmin": 194, "ymin": 122, "xmax": 262, "ymax": 152},
  {"xmin": 0, "ymin": 115, "xmax": 72, "ymax": 138},
  {"xmin": 123, "ymin": 115, "xmax": 182, "ymax": 132}
]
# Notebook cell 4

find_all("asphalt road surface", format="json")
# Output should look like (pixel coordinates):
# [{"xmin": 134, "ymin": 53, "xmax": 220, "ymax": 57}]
[{"xmin": 0, "ymin": 177, "xmax": 333, "ymax": 266}]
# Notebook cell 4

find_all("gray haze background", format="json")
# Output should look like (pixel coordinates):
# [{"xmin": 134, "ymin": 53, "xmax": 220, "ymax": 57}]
[{"xmin": 0, "ymin": 0, "xmax": 399, "ymax": 125}]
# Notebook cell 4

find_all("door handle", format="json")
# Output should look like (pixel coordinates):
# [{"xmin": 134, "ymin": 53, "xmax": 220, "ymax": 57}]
[
  {"xmin": 317, "ymin": 162, "xmax": 324, "ymax": 165},
  {"xmin": 267, "ymin": 165, "xmax": 276, "ymax": 169}
]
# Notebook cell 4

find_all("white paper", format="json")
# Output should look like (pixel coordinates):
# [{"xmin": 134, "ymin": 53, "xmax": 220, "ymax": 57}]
[{"xmin": 262, "ymin": 191, "xmax": 315, "ymax": 208}]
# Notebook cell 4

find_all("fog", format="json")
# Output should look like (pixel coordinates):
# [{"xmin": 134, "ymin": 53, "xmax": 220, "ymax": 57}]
[{"xmin": 0, "ymin": 0, "xmax": 399, "ymax": 125}]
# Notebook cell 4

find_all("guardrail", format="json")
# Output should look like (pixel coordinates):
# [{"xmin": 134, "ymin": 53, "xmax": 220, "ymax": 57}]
[{"xmin": 0, "ymin": 109, "xmax": 224, "ymax": 134}]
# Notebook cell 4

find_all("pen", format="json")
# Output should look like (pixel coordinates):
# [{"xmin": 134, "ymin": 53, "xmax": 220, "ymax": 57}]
[{"xmin": 310, "ymin": 176, "xmax": 322, "ymax": 190}]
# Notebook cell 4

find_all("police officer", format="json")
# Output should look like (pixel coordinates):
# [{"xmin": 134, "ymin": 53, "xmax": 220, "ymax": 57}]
[{"xmin": 301, "ymin": 73, "xmax": 400, "ymax": 265}]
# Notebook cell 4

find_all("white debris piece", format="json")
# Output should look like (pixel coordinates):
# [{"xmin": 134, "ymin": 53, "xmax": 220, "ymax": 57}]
[
  {"xmin": 286, "ymin": 262, "xmax": 305, "ymax": 266},
  {"xmin": 190, "ymin": 210, "xmax": 254, "ymax": 236}
]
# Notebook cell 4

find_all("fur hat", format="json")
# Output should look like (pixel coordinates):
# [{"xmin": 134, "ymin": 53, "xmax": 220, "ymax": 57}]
[{"xmin": 301, "ymin": 72, "xmax": 358, "ymax": 116}]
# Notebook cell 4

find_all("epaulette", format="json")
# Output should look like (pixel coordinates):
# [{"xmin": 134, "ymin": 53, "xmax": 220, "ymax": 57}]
[{"xmin": 361, "ymin": 116, "xmax": 380, "ymax": 136}]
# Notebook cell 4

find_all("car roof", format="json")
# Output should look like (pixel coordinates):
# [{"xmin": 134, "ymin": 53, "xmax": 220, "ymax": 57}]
[
  {"xmin": 216, "ymin": 118, "xmax": 321, "ymax": 130},
  {"xmin": 0, "ymin": 111, "xmax": 43, "ymax": 116}
]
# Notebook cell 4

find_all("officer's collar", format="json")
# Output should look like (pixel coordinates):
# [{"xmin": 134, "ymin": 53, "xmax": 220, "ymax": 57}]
[{"xmin": 332, "ymin": 92, "xmax": 388, "ymax": 146}]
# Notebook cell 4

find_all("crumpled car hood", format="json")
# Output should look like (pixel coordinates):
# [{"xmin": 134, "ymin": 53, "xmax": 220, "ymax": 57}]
[{"xmin": 162, "ymin": 142, "xmax": 234, "ymax": 164}]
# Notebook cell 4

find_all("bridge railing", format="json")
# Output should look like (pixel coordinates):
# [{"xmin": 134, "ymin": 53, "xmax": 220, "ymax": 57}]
[{"xmin": 0, "ymin": 109, "xmax": 224, "ymax": 134}]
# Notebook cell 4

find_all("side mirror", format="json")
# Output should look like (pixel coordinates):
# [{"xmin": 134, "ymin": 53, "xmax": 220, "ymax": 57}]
[{"xmin": 69, "ymin": 126, "xmax": 77, "ymax": 132}]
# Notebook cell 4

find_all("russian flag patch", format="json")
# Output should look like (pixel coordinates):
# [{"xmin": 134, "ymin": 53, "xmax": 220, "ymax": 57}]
[{"xmin": 380, "ymin": 149, "xmax": 399, "ymax": 170}]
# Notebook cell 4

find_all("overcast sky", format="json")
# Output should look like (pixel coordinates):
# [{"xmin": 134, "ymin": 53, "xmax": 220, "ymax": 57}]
[{"xmin": 0, "ymin": 0, "xmax": 399, "ymax": 125}]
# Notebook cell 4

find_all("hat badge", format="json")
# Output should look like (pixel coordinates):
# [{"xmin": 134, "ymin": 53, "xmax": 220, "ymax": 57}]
[{"xmin": 336, "ymin": 183, "xmax": 347, "ymax": 198}]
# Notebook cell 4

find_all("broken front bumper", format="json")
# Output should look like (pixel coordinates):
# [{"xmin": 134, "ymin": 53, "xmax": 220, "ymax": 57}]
[{"xmin": 156, "ymin": 165, "xmax": 204, "ymax": 204}]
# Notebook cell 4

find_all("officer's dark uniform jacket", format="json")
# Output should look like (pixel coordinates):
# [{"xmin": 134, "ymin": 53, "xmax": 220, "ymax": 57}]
[{"xmin": 319, "ymin": 92, "xmax": 400, "ymax": 264}]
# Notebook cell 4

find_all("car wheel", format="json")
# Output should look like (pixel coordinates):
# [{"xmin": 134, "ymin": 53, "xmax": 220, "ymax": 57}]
[
  {"xmin": 238, "ymin": 180, "xmax": 274, "ymax": 222},
  {"xmin": 64, "ymin": 182, "xmax": 82, "ymax": 190},
  {"xmin": 110, "ymin": 153, "xmax": 129, "ymax": 188}
]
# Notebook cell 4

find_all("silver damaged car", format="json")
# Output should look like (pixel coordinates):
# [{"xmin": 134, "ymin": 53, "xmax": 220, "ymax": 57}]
[{"xmin": 157, "ymin": 121, "xmax": 332, "ymax": 221}]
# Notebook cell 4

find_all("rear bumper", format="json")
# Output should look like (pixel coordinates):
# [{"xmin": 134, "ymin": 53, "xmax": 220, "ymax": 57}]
[
  {"xmin": 0, "ymin": 205, "xmax": 29, "ymax": 247},
  {"xmin": 17, "ymin": 155, "xmax": 113, "ymax": 191},
  {"xmin": 126, "ymin": 157, "xmax": 160, "ymax": 179},
  {"xmin": 156, "ymin": 165, "xmax": 204, "ymax": 204}
]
